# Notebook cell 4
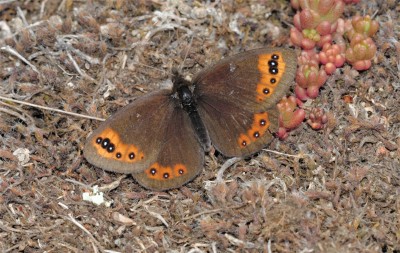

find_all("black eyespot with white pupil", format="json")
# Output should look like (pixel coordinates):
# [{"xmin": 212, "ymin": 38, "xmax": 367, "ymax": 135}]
[
  {"xmin": 242, "ymin": 140, "xmax": 247, "ymax": 146},
  {"xmin": 260, "ymin": 119, "xmax": 266, "ymax": 126},
  {"xmin": 263, "ymin": 88, "xmax": 270, "ymax": 94},
  {"xmin": 178, "ymin": 168, "xmax": 184, "ymax": 175},
  {"xmin": 269, "ymin": 67, "xmax": 278, "ymax": 75},
  {"xmin": 116, "ymin": 152, "xmax": 122, "ymax": 159},
  {"xmin": 270, "ymin": 78, "xmax": 276, "ymax": 84},
  {"xmin": 253, "ymin": 132, "xmax": 260, "ymax": 138},
  {"xmin": 150, "ymin": 168, "xmax": 157, "ymax": 175},
  {"xmin": 96, "ymin": 137, "xmax": 102, "ymax": 144},
  {"xmin": 101, "ymin": 138, "xmax": 110, "ymax": 148},
  {"xmin": 129, "ymin": 152, "xmax": 135, "ymax": 160},
  {"xmin": 268, "ymin": 60, "xmax": 278, "ymax": 67},
  {"xmin": 268, "ymin": 54, "xmax": 279, "ymax": 75},
  {"xmin": 107, "ymin": 143, "xmax": 115, "ymax": 153},
  {"xmin": 163, "ymin": 173, "xmax": 169, "ymax": 179}
]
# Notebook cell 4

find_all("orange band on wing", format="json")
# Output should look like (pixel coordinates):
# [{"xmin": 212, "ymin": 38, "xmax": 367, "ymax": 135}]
[
  {"xmin": 237, "ymin": 112, "xmax": 270, "ymax": 148},
  {"xmin": 256, "ymin": 52, "xmax": 287, "ymax": 102},
  {"xmin": 144, "ymin": 163, "xmax": 188, "ymax": 181},
  {"xmin": 92, "ymin": 128, "xmax": 144, "ymax": 163}
]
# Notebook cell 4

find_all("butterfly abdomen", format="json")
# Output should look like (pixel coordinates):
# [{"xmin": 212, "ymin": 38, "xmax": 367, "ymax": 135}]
[{"xmin": 178, "ymin": 85, "xmax": 211, "ymax": 152}]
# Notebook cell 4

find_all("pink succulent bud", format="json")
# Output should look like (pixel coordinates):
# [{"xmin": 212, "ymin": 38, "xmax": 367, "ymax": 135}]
[
  {"xmin": 277, "ymin": 127, "xmax": 289, "ymax": 140},
  {"xmin": 303, "ymin": 29, "xmax": 321, "ymax": 43},
  {"xmin": 277, "ymin": 96, "xmax": 306, "ymax": 139},
  {"xmin": 296, "ymin": 61, "xmax": 328, "ymax": 99},
  {"xmin": 291, "ymin": 0, "xmax": 301, "ymax": 10},
  {"xmin": 316, "ymin": 34, "xmax": 333, "ymax": 48},
  {"xmin": 345, "ymin": 37, "xmax": 377, "ymax": 71},
  {"xmin": 307, "ymin": 108, "xmax": 328, "ymax": 130},
  {"xmin": 294, "ymin": 84, "xmax": 310, "ymax": 101},
  {"xmin": 319, "ymin": 43, "xmax": 346, "ymax": 74},
  {"xmin": 316, "ymin": 20, "xmax": 337, "ymax": 36},
  {"xmin": 299, "ymin": 50, "xmax": 320, "ymax": 65},
  {"xmin": 290, "ymin": 27, "xmax": 316, "ymax": 50},
  {"xmin": 342, "ymin": 0, "xmax": 360, "ymax": 4},
  {"xmin": 299, "ymin": 9, "xmax": 317, "ymax": 29},
  {"xmin": 335, "ymin": 18, "xmax": 346, "ymax": 35},
  {"xmin": 299, "ymin": 0, "xmax": 345, "ymax": 23},
  {"xmin": 292, "ymin": 0, "xmax": 344, "ymax": 49},
  {"xmin": 351, "ymin": 15, "xmax": 379, "ymax": 38},
  {"xmin": 323, "ymin": 63, "xmax": 336, "ymax": 75},
  {"xmin": 290, "ymin": 27, "xmax": 303, "ymax": 47}
]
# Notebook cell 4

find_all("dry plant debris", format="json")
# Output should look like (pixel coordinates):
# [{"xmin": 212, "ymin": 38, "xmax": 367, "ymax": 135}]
[{"xmin": 0, "ymin": 0, "xmax": 399, "ymax": 252}]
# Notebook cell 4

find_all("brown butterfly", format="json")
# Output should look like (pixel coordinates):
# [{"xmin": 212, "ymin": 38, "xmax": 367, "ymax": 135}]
[{"xmin": 84, "ymin": 48, "xmax": 297, "ymax": 191}]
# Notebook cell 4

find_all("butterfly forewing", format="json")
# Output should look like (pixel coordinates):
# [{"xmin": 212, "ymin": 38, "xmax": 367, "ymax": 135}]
[
  {"xmin": 84, "ymin": 90, "xmax": 175, "ymax": 174},
  {"xmin": 194, "ymin": 48, "xmax": 296, "ymax": 111}
]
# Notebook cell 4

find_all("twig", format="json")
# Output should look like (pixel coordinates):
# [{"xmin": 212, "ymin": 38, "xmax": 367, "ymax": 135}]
[
  {"xmin": 4, "ymin": 243, "xmax": 22, "ymax": 253},
  {"xmin": 143, "ymin": 24, "xmax": 192, "ymax": 41},
  {"xmin": 182, "ymin": 208, "xmax": 223, "ymax": 221},
  {"xmin": 10, "ymin": 20, "xmax": 46, "ymax": 37},
  {"xmin": 16, "ymin": 6, "xmax": 36, "ymax": 38},
  {"xmin": 0, "ymin": 95, "xmax": 105, "ymax": 121},
  {"xmin": 57, "ymin": 37, "xmax": 100, "ymax": 65},
  {"xmin": 98, "ymin": 175, "xmax": 126, "ymax": 192},
  {"xmin": 144, "ymin": 205, "xmax": 169, "ymax": 227},
  {"xmin": 0, "ymin": 0, "xmax": 17, "ymax": 4},
  {"xmin": 224, "ymin": 233, "xmax": 256, "ymax": 249},
  {"xmin": 66, "ymin": 51, "xmax": 98, "ymax": 83},
  {"xmin": 262, "ymin": 148, "xmax": 309, "ymax": 158},
  {"xmin": 0, "ymin": 45, "xmax": 40, "ymax": 74},
  {"xmin": 264, "ymin": 177, "xmax": 288, "ymax": 199},
  {"xmin": 1, "ymin": 100, "xmax": 36, "ymax": 120},
  {"xmin": 64, "ymin": 178, "xmax": 92, "ymax": 189},
  {"xmin": 39, "ymin": 0, "xmax": 49, "ymax": 19},
  {"xmin": 1, "ymin": 168, "xmax": 25, "ymax": 194},
  {"xmin": 0, "ymin": 107, "xmax": 28, "ymax": 123},
  {"xmin": 182, "ymin": 205, "xmax": 244, "ymax": 221},
  {"xmin": 65, "ymin": 214, "xmax": 104, "ymax": 252},
  {"xmin": 0, "ymin": 21, "xmax": 11, "ymax": 37},
  {"xmin": 216, "ymin": 157, "xmax": 242, "ymax": 182}
]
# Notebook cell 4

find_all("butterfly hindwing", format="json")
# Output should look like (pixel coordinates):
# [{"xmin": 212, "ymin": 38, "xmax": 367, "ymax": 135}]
[
  {"xmin": 132, "ymin": 106, "xmax": 204, "ymax": 191},
  {"xmin": 197, "ymin": 98, "xmax": 280, "ymax": 157}
]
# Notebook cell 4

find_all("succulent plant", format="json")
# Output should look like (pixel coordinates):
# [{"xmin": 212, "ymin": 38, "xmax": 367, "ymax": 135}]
[
  {"xmin": 307, "ymin": 107, "xmax": 328, "ymax": 130},
  {"xmin": 319, "ymin": 42, "xmax": 346, "ymax": 74},
  {"xmin": 295, "ymin": 51, "xmax": 328, "ymax": 100},
  {"xmin": 345, "ymin": 36, "xmax": 377, "ymax": 71},
  {"xmin": 277, "ymin": 96, "xmax": 306, "ymax": 139}
]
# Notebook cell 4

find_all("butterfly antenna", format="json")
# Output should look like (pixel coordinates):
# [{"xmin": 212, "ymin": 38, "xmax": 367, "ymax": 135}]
[{"xmin": 177, "ymin": 35, "xmax": 194, "ymax": 73}]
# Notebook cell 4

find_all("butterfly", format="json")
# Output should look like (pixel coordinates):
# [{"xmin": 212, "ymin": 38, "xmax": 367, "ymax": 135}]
[{"xmin": 84, "ymin": 48, "xmax": 297, "ymax": 191}]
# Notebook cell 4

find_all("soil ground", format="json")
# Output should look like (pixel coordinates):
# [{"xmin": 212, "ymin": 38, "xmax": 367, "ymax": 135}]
[{"xmin": 0, "ymin": 0, "xmax": 399, "ymax": 252}]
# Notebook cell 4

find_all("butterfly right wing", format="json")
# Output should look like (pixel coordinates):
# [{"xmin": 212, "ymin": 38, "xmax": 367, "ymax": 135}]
[
  {"xmin": 84, "ymin": 90, "xmax": 175, "ymax": 174},
  {"xmin": 192, "ymin": 48, "xmax": 296, "ymax": 157}
]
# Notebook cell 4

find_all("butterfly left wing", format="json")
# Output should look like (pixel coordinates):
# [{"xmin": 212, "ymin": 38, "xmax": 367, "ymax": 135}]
[{"xmin": 132, "ymin": 106, "xmax": 204, "ymax": 191}]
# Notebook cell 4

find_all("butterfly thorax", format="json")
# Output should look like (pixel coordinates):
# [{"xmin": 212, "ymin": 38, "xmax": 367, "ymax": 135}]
[{"xmin": 174, "ymin": 74, "xmax": 211, "ymax": 152}]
